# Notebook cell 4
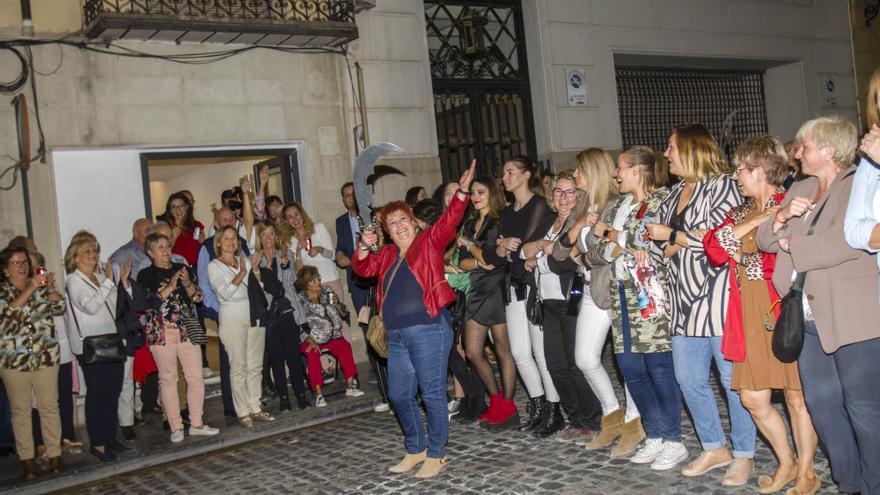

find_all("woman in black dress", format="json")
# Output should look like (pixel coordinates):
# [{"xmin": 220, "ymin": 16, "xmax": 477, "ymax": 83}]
[{"xmin": 455, "ymin": 176, "xmax": 517, "ymax": 429}]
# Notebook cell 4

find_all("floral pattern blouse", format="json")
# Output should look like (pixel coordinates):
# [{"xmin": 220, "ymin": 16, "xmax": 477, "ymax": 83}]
[{"xmin": 0, "ymin": 280, "xmax": 67, "ymax": 371}]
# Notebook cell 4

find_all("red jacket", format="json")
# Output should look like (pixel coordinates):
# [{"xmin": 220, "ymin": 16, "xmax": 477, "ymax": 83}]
[
  {"xmin": 352, "ymin": 194, "xmax": 468, "ymax": 318},
  {"xmin": 703, "ymin": 192, "xmax": 785, "ymax": 362}
]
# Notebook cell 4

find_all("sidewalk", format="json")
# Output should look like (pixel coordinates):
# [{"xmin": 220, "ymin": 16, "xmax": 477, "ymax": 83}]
[{"xmin": 0, "ymin": 369, "xmax": 385, "ymax": 495}]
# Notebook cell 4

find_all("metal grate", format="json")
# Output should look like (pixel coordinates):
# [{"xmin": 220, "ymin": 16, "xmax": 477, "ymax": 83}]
[{"xmin": 616, "ymin": 67, "xmax": 768, "ymax": 157}]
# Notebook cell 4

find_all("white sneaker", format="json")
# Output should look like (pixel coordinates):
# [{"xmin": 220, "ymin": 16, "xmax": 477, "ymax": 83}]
[
  {"xmin": 346, "ymin": 387, "xmax": 365, "ymax": 398},
  {"xmin": 202, "ymin": 367, "xmax": 214, "ymax": 379},
  {"xmin": 374, "ymin": 402, "xmax": 390, "ymax": 413},
  {"xmin": 170, "ymin": 429, "xmax": 184, "ymax": 443},
  {"xmin": 651, "ymin": 441, "xmax": 689, "ymax": 471},
  {"xmin": 189, "ymin": 424, "xmax": 220, "ymax": 436},
  {"xmin": 448, "ymin": 397, "xmax": 462, "ymax": 416},
  {"xmin": 315, "ymin": 395, "xmax": 327, "ymax": 408},
  {"xmin": 630, "ymin": 438, "xmax": 664, "ymax": 464}
]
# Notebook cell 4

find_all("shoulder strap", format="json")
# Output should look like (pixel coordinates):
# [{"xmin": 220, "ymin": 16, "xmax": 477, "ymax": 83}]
[
  {"xmin": 379, "ymin": 255, "xmax": 406, "ymax": 317},
  {"xmin": 64, "ymin": 286, "xmax": 83, "ymax": 341}
]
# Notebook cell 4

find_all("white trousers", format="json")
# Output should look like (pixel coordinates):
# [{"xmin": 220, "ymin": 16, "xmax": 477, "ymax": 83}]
[
  {"xmin": 506, "ymin": 298, "xmax": 559, "ymax": 402},
  {"xmin": 117, "ymin": 355, "xmax": 135, "ymax": 427},
  {"xmin": 575, "ymin": 291, "xmax": 640, "ymax": 421},
  {"xmin": 219, "ymin": 310, "xmax": 266, "ymax": 417}
]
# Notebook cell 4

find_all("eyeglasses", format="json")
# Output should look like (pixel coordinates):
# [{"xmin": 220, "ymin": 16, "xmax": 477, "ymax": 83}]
[
  {"xmin": 170, "ymin": 203, "xmax": 186, "ymax": 210},
  {"xmin": 8, "ymin": 260, "xmax": 29, "ymax": 267},
  {"xmin": 552, "ymin": 188, "xmax": 577, "ymax": 198}
]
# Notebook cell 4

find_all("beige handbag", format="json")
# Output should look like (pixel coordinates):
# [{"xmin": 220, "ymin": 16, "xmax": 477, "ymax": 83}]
[{"xmin": 366, "ymin": 257, "xmax": 405, "ymax": 358}]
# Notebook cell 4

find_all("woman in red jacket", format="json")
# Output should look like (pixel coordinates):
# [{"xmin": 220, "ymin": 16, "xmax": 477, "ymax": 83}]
[
  {"xmin": 353, "ymin": 161, "xmax": 474, "ymax": 479},
  {"xmin": 703, "ymin": 135, "xmax": 818, "ymax": 494}
]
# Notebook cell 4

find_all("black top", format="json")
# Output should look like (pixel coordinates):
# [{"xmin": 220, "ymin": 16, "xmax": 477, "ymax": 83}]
[
  {"xmin": 382, "ymin": 259, "xmax": 446, "ymax": 329},
  {"xmin": 483, "ymin": 194, "xmax": 553, "ymax": 296},
  {"xmin": 137, "ymin": 262, "xmax": 198, "ymax": 311}
]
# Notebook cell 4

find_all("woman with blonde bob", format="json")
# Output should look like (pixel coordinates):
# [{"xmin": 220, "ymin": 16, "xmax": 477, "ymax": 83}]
[
  {"xmin": 705, "ymin": 135, "xmax": 819, "ymax": 494},
  {"xmin": 552, "ymin": 148, "xmax": 645, "ymax": 455},
  {"xmin": 646, "ymin": 124, "xmax": 755, "ymax": 486},
  {"xmin": 791, "ymin": 110, "xmax": 880, "ymax": 493}
]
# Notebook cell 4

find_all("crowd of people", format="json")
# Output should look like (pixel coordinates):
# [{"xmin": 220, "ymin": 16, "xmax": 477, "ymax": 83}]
[{"xmin": 1, "ymin": 67, "xmax": 879, "ymax": 493}]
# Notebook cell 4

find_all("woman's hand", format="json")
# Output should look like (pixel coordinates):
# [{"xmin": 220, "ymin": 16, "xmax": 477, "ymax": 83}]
[
  {"xmin": 119, "ymin": 261, "xmax": 132, "ymax": 288},
  {"xmin": 524, "ymin": 255, "xmax": 538, "ymax": 272},
  {"xmin": 458, "ymin": 159, "xmax": 477, "ymax": 193},
  {"xmin": 499, "ymin": 236, "xmax": 522, "ymax": 253},
  {"xmin": 259, "ymin": 164, "xmax": 270, "ymax": 191},
  {"xmin": 477, "ymin": 261, "xmax": 495, "ymax": 271},
  {"xmin": 305, "ymin": 337, "xmax": 319, "ymax": 352},
  {"xmin": 360, "ymin": 230, "xmax": 379, "ymax": 250},
  {"xmin": 445, "ymin": 263, "xmax": 461, "ymax": 274},
  {"xmin": 542, "ymin": 240, "xmax": 554, "ymax": 256},
  {"xmin": 178, "ymin": 267, "xmax": 191, "ymax": 285},
  {"xmin": 779, "ymin": 236, "xmax": 791, "ymax": 253},
  {"xmin": 646, "ymin": 223, "xmax": 672, "ymax": 241},
  {"xmin": 753, "ymin": 206, "xmax": 779, "ymax": 228},
  {"xmin": 308, "ymin": 245, "xmax": 323, "ymax": 258},
  {"xmin": 776, "ymin": 196, "xmax": 812, "ymax": 224},
  {"xmin": 238, "ymin": 254, "xmax": 248, "ymax": 275},
  {"xmin": 253, "ymin": 249, "xmax": 264, "ymax": 267},
  {"xmin": 860, "ymin": 125, "xmax": 880, "ymax": 164},
  {"xmin": 583, "ymin": 212, "xmax": 599, "ymax": 229},
  {"xmin": 632, "ymin": 249, "xmax": 650, "ymax": 267}
]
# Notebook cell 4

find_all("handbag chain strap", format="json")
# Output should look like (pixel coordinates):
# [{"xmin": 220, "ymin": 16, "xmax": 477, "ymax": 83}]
[{"xmin": 379, "ymin": 254, "xmax": 406, "ymax": 319}]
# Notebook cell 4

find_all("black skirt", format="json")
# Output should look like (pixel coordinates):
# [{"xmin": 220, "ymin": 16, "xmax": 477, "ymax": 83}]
[{"xmin": 464, "ymin": 270, "xmax": 505, "ymax": 327}]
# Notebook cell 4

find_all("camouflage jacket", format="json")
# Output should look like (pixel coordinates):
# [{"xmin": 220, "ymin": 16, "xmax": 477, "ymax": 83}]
[
  {"xmin": 0, "ymin": 280, "xmax": 66, "ymax": 371},
  {"xmin": 591, "ymin": 189, "xmax": 671, "ymax": 354}
]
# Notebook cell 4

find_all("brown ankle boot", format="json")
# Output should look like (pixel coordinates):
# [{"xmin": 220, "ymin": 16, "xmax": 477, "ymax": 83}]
[
  {"xmin": 388, "ymin": 451, "xmax": 427, "ymax": 473},
  {"xmin": 585, "ymin": 408, "xmax": 624, "ymax": 450},
  {"xmin": 49, "ymin": 456, "xmax": 63, "ymax": 474},
  {"xmin": 610, "ymin": 417, "xmax": 646, "ymax": 458},
  {"xmin": 21, "ymin": 458, "xmax": 36, "ymax": 481},
  {"xmin": 414, "ymin": 456, "xmax": 449, "ymax": 479}
]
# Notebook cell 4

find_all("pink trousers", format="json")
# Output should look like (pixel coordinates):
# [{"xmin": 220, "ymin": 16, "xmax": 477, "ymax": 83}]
[{"xmin": 150, "ymin": 324, "xmax": 205, "ymax": 432}]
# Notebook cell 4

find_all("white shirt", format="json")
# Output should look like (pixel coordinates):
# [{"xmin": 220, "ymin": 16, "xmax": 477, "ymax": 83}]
[
  {"xmin": 535, "ymin": 224, "xmax": 565, "ymax": 301},
  {"xmin": 65, "ymin": 270, "xmax": 118, "ymax": 356},
  {"xmin": 289, "ymin": 222, "xmax": 339, "ymax": 282},
  {"xmin": 208, "ymin": 257, "xmax": 253, "ymax": 313}
]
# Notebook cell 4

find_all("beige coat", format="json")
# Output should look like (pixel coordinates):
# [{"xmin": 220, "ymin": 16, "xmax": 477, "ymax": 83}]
[{"xmin": 757, "ymin": 166, "xmax": 880, "ymax": 353}]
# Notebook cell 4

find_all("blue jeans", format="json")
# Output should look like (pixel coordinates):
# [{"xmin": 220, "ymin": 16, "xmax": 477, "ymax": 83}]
[
  {"xmin": 387, "ymin": 318, "xmax": 453, "ymax": 458},
  {"xmin": 617, "ymin": 351, "xmax": 681, "ymax": 442},
  {"xmin": 672, "ymin": 336, "xmax": 756, "ymax": 457},
  {"xmin": 799, "ymin": 322, "xmax": 880, "ymax": 494}
]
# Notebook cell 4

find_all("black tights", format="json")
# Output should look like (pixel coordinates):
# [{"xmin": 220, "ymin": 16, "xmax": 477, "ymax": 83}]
[{"xmin": 464, "ymin": 320, "xmax": 516, "ymax": 400}]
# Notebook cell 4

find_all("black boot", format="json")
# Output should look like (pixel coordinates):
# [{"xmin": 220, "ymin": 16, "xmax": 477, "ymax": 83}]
[
  {"xmin": 517, "ymin": 395, "xmax": 545, "ymax": 433},
  {"xmin": 279, "ymin": 397, "xmax": 292, "ymax": 412},
  {"xmin": 532, "ymin": 402, "xmax": 565, "ymax": 439},
  {"xmin": 296, "ymin": 394, "xmax": 311, "ymax": 410},
  {"xmin": 456, "ymin": 394, "xmax": 486, "ymax": 424}
]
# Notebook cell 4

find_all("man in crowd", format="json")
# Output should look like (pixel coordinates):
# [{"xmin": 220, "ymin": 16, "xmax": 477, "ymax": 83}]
[{"xmin": 334, "ymin": 182, "xmax": 389, "ymax": 412}]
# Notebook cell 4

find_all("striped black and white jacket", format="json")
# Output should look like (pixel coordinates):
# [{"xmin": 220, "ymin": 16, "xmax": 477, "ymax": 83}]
[{"xmin": 656, "ymin": 174, "xmax": 743, "ymax": 337}]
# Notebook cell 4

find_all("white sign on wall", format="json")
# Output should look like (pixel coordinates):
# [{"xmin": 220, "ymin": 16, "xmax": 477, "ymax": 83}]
[
  {"xmin": 566, "ymin": 69, "xmax": 587, "ymax": 106},
  {"xmin": 822, "ymin": 76, "xmax": 838, "ymax": 106}
]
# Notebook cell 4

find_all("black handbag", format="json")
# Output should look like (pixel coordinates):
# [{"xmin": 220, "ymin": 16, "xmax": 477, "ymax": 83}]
[
  {"xmin": 66, "ymin": 285, "xmax": 126, "ymax": 365},
  {"xmin": 770, "ymin": 190, "xmax": 836, "ymax": 363},
  {"xmin": 526, "ymin": 268, "xmax": 544, "ymax": 326},
  {"xmin": 566, "ymin": 271, "xmax": 585, "ymax": 316}
]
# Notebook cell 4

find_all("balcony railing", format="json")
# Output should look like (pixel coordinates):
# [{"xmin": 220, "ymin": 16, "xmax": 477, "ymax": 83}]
[{"xmin": 82, "ymin": 0, "xmax": 358, "ymax": 47}]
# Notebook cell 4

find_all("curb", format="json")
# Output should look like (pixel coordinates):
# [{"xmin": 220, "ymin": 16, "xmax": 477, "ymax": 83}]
[{"xmin": 5, "ymin": 398, "xmax": 382, "ymax": 495}]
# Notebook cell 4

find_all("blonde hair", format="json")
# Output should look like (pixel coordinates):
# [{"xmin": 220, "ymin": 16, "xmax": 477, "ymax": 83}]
[
  {"xmin": 213, "ymin": 225, "xmax": 241, "ymax": 257},
  {"xmin": 671, "ymin": 124, "xmax": 729, "ymax": 182},
  {"xmin": 868, "ymin": 66, "xmax": 880, "ymax": 128},
  {"xmin": 255, "ymin": 220, "xmax": 281, "ymax": 252},
  {"xmin": 574, "ymin": 148, "xmax": 618, "ymax": 213},
  {"xmin": 733, "ymin": 135, "xmax": 790, "ymax": 187},
  {"xmin": 620, "ymin": 146, "xmax": 669, "ymax": 193},
  {"xmin": 63, "ymin": 230, "xmax": 99, "ymax": 274},
  {"xmin": 796, "ymin": 115, "xmax": 858, "ymax": 169},
  {"xmin": 279, "ymin": 202, "xmax": 315, "ymax": 242}
]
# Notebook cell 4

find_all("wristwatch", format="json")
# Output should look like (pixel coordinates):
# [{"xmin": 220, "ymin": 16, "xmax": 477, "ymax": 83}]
[
  {"xmin": 602, "ymin": 228, "xmax": 611, "ymax": 238},
  {"xmin": 668, "ymin": 229, "xmax": 678, "ymax": 245}
]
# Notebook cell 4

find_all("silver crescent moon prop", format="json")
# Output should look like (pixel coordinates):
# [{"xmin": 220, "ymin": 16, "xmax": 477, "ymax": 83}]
[{"xmin": 352, "ymin": 142, "xmax": 405, "ymax": 250}]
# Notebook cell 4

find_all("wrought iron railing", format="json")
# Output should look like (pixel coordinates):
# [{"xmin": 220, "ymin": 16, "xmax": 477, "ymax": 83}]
[{"xmin": 83, "ymin": 0, "xmax": 356, "ymax": 26}]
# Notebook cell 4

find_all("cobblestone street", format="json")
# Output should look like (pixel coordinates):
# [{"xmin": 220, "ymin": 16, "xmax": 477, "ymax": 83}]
[{"xmin": 69, "ymin": 367, "xmax": 838, "ymax": 495}]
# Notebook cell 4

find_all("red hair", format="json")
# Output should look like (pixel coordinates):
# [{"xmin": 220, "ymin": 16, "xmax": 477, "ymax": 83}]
[{"xmin": 380, "ymin": 201, "xmax": 416, "ymax": 231}]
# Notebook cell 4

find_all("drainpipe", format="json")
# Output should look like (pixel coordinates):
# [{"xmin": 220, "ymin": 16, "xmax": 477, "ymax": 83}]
[
  {"xmin": 355, "ymin": 62, "xmax": 369, "ymax": 147},
  {"xmin": 20, "ymin": 0, "xmax": 34, "ymax": 36}
]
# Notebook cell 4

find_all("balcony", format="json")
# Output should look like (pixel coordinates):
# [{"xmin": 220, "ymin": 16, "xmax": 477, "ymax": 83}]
[{"xmin": 82, "ymin": 0, "xmax": 358, "ymax": 48}]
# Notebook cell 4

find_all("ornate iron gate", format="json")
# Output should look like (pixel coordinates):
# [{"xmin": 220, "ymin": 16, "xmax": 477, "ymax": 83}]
[{"xmin": 426, "ymin": 0, "xmax": 536, "ymax": 180}]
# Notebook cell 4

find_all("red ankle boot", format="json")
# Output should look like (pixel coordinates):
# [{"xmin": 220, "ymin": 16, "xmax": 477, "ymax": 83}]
[
  {"xmin": 487, "ymin": 396, "xmax": 520, "ymax": 431},
  {"xmin": 479, "ymin": 393, "xmax": 501, "ymax": 426}
]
